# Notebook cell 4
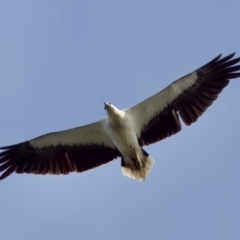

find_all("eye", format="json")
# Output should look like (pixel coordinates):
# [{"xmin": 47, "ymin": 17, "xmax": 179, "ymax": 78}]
[{"xmin": 109, "ymin": 103, "xmax": 111, "ymax": 105}]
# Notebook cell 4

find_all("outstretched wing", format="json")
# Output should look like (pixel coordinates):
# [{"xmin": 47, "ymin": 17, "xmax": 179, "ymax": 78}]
[
  {"xmin": 0, "ymin": 120, "xmax": 120, "ymax": 180},
  {"xmin": 125, "ymin": 53, "xmax": 240, "ymax": 146}
]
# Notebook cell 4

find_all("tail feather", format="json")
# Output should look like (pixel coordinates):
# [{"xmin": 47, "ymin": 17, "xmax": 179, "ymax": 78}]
[{"xmin": 121, "ymin": 149, "xmax": 154, "ymax": 181}]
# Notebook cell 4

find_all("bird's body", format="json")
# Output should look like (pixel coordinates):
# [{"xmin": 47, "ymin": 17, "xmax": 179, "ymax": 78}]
[
  {"xmin": 104, "ymin": 103, "xmax": 154, "ymax": 180},
  {"xmin": 1, "ymin": 53, "xmax": 240, "ymax": 181}
]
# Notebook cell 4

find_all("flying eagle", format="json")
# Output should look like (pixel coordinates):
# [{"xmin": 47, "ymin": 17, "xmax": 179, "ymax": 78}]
[{"xmin": 1, "ymin": 53, "xmax": 240, "ymax": 181}]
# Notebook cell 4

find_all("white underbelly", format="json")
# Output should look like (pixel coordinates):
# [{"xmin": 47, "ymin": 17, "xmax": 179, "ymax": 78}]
[{"xmin": 107, "ymin": 123, "xmax": 139, "ymax": 156}]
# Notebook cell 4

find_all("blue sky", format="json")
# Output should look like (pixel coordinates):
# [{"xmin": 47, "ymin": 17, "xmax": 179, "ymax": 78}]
[{"xmin": 1, "ymin": 1, "xmax": 240, "ymax": 239}]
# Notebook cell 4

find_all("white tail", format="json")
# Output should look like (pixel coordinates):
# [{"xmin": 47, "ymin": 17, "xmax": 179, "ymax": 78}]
[{"xmin": 121, "ymin": 155, "xmax": 154, "ymax": 181}]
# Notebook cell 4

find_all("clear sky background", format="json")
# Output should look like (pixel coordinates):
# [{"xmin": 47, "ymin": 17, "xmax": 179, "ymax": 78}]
[{"xmin": 0, "ymin": 1, "xmax": 240, "ymax": 240}]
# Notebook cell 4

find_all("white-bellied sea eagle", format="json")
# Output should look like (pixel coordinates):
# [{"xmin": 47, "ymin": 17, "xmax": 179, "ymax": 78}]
[{"xmin": 1, "ymin": 53, "xmax": 240, "ymax": 181}]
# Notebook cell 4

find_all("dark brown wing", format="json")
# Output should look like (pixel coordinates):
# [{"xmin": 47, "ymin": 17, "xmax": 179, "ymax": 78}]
[
  {"xmin": 126, "ymin": 53, "xmax": 240, "ymax": 146},
  {"xmin": 0, "ymin": 142, "xmax": 120, "ymax": 180},
  {"xmin": 174, "ymin": 53, "xmax": 240, "ymax": 125},
  {"xmin": 0, "ymin": 119, "xmax": 121, "ymax": 180}
]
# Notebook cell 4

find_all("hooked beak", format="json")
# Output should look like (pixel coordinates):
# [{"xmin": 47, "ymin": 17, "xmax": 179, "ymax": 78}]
[{"xmin": 104, "ymin": 102, "xmax": 108, "ymax": 110}]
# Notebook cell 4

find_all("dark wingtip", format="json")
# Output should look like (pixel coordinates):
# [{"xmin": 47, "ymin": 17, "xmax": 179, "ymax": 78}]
[
  {"xmin": 0, "ymin": 167, "xmax": 14, "ymax": 180},
  {"xmin": 0, "ymin": 143, "xmax": 22, "ymax": 150},
  {"xmin": 0, "ymin": 174, "xmax": 5, "ymax": 180},
  {"xmin": 0, "ymin": 143, "xmax": 25, "ymax": 180},
  {"xmin": 198, "ymin": 54, "xmax": 222, "ymax": 70},
  {"xmin": 215, "ymin": 52, "xmax": 237, "ymax": 65}
]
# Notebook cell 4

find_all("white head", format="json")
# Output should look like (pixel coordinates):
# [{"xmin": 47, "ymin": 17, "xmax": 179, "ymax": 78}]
[
  {"xmin": 104, "ymin": 102, "xmax": 117, "ymax": 112},
  {"xmin": 104, "ymin": 102, "xmax": 124, "ymax": 120}
]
